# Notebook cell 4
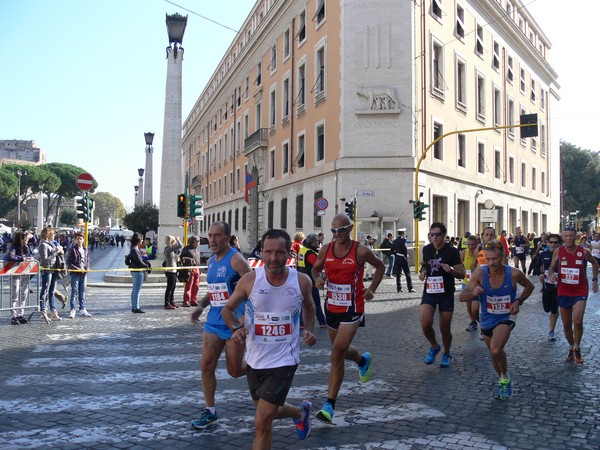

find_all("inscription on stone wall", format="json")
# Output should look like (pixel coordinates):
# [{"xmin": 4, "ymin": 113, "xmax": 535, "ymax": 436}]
[{"xmin": 355, "ymin": 120, "xmax": 400, "ymax": 128}]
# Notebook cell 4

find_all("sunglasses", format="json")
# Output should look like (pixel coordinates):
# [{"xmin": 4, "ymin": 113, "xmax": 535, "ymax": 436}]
[
  {"xmin": 548, "ymin": 241, "xmax": 560, "ymax": 244},
  {"xmin": 429, "ymin": 231, "xmax": 443, "ymax": 237},
  {"xmin": 483, "ymin": 240, "xmax": 503, "ymax": 250},
  {"xmin": 330, "ymin": 225, "xmax": 352, "ymax": 234}
]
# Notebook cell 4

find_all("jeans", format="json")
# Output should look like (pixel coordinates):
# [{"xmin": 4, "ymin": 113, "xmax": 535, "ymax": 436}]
[
  {"xmin": 386, "ymin": 254, "xmax": 395, "ymax": 276},
  {"xmin": 11, "ymin": 275, "xmax": 30, "ymax": 318},
  {"xmin": 69, "ymin": 273, "xmax": 87, "ymax": 311},
  {"xmin": 40, "ymin": 271, "xmax": 58, "ymax": 312},
  {"xmin": 131, "ymin": 271, "xmax": 144, "ymax": 310},
  {"xmin": 165, "ymin": 272, "xmax": 177, "ymax": 305}
]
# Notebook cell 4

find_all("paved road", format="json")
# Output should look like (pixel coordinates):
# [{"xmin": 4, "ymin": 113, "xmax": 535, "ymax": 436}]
[{"xmin": 1, "ymin": 247, "xmax": 600, "ymax": 449}]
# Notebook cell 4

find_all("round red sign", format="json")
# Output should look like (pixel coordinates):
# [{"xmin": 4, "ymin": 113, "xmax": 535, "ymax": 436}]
[{"xmin": 76, "ymin": 173, "xmax": 94, "ymax": 191}]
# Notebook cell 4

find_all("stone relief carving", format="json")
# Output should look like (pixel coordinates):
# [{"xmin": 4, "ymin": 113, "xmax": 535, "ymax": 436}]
[{"xmin": 357, "ymin": 86, "xmax": 399, "ymax": 111}]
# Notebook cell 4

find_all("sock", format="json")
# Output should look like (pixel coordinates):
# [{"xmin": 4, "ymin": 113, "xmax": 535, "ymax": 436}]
[
  {"xmin": 358, "ymin": 356, "xmax": 366, "ymax": 367},
  {"xmin": 327, "ymin": 398, "xmax": 336, "ymax": 409},
  {"xmin": 207, "ymin": 406, "xmax": 216, "ymax": 415}
]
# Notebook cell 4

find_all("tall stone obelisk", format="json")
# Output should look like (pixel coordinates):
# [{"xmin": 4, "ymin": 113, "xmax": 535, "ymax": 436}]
[{"xmin": 158, "ymin": 13, "xmax": 187, "ymax": 248}]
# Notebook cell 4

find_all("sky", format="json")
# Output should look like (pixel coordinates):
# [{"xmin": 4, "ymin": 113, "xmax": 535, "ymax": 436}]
[{"xmin": 0, "ymin": 0, "xmax": 596, "ymax": 210}]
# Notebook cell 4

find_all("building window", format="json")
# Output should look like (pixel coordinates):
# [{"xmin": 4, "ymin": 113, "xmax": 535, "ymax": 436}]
[
  {"xmin": 508, "ymin": 97, "xmax": 515, "ymax": 138},
  {"xmin": 455, "ymin": 4, "xmax": 465, "ymax": 39},
  {"xmin": 540, "ymin": 123, "xmax": 546, "ymax": 157},
  {"xmin": 283, "ymin": 28, "xmax": 291, "ymax": 59},
  {"xmin": 531, "ymin": 136, "xmax": 537, "ymax": 153},
  {"xmin": 242, "ymin": 206, "xmax": 247, "ymax": 230},
  {"xmin": 532, "ymin": 167, "xmax": 537, "ymax": 190},
  {"xmin": 493, "ymin": 87, "xmax": 501, "ymax": 126},
  {"xmin": 295, "ymin": 195, "xmax": 304, "ymax": 229},
  {"xmin": 540, "ymin": 89, "xmax": 545, "ymax": 110},
  {"xmin": 236, "ymin": 167, "xmax": 240, "ymax": 192},
  {"xmin": 280, "ymin": 198, "xmax": 288, "ymax": 229},
  {"xmin": 520, "ymin": 106, "xmax": 526, "ymax": 146},
  {"xmin": 256, "ymin": 61, "xmax": 262, "ymax": 86},
  {"xmin": 267, "ymin": 201, "xmax": 274, "ymax": 229},
  {"xmin": 316, "ymin": 123, "xmax": 325, "ymax": 161},
  {"xmin": 509, "ymin": 156, "xmax": 515, "ymax": 184},
  {"xmin": 282, "ymin": 142, "xmax": 290, "ymax": 174},
  {"xmin": 475, "ymin": 24, "xmax": 484, "ymax": 56},
  {"xmin": 432, "ymin": 38, "xmax": 445, "ymax": 98},
  {"xmin": 494, "ymin": 149, "xmax": 501, "ymax": 179},
  {"xmin": 270, "ymin": 43, "xmax": 277, "ymax": 72},
  {"xmin": 314, "ymin": 0, "xmax": 326, "ymax": 25},
  {"xmin": 224, "ymin": 174, "xmax": 227, "ymax": 195},
  {"xmin": 541, "ymin": 171, "xmax": 546, "ymax": 193},
  {"xmin": 476, "ymin": 72, "xmax": 485, "ymax": 120},
  {"xmin": 477, "ymin": 142, "xmax": 485, "ymax": 174},
  {"xmin": 432, "ymin": 0, "xmax": 442, "ymax": 20},
  {"xmin": 314, "ymin": 190, "xmax": 323, "ymax": 228},
  {"xmin": 313, "ymin": 46, "xmax": 326, "ymax": 97},
  {"xmin": 492, "ymin": 41, "xmax": 500, "ymax": 70},
  {"xmin": 507, "ymin": 56, "xmax": 514, "ymax": 83},
  {"xmin": 520, "ymin": 68, "xmax": 526, "ymax": 93},
  {"xmin": 457, "ymin": 133, "xmax": 466, "ymax": 168},
  {"xmin": 521, "ymin": 162, "xmax": 526, "ymax": 187},
  {"xmin": 455, "ymin": 57, "xmax": 466, "ymax": 110},
  {"xmin": 235, "ymin": 208, "xmax": 239, "ymax": 231},
  {"xmin": 282, "ymin": 77, "xmax": 290, "ymax": 119},
  {"xmin": 269, "ymin": 148, "xmax": 276, "ymax": 179},
  {"xmin": 245, "ymin": 77, "xmax": 249, "ymax": 99},
  {"xmin": 255, "ymin": 103, "xmax": 262, "ymax": 131},
  {"xmin": 433, "ymin": 121, "xmax": 443, "ymax": 160},
  {"xmin": 296, "ymin": 63, "xmax": 306, "ymax": 110},
  {"xmin": 295, "ymin": 133, "xmax": 305, "ymax": 168},
  {"xmin": 269, "ymin": 88, "xmax": 276, "ymax": 128},
  {"xmin": 298, "ymin": 10, "xmax": 306, "ymax": 43},
  {"xmin": 530, "ymin": 79, "xmax": 536, "ymax": 103}
]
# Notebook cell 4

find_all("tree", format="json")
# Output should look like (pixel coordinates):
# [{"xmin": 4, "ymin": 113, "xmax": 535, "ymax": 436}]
[
  {"xmin": 0, "ymin": 167, "xmax": 18, "ymax": 217},
  {"xmin": 92, "ymin": 192, "xmax": 126, "ymax": 227},
  {"xmin": 60, "ymin": 208, "xmax": 79, "ymax": 226},
  {"xmin": 122, "ymin": 203, "xmax": 159, "ymax": 237},
  {"xmin": 560, "ymin": 141, "xmax": 600, "ymax": 220}
]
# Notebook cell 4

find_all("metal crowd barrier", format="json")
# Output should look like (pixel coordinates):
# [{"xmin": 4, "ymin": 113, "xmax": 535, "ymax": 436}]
[{"xmin": 0, "ymin": 260, "xmax": 47, "ymax": 323}]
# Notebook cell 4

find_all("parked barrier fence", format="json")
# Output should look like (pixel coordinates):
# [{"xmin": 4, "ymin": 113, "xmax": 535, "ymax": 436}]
[{"xmin": 0, "ymin": 260, "xmax": 46, "ymax": 323}]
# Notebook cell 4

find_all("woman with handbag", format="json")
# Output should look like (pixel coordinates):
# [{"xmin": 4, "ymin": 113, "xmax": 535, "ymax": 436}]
[
  {"xmin": 163, "ymin": 235, "xmax": 182, "ymax": 310},
  {"xmin": 128, "ymin": 233, "xmax": 151, "ymax": 314},
  {"xmin": 38, "ymin": 227, "xmax": 64, "ymax": 321}
]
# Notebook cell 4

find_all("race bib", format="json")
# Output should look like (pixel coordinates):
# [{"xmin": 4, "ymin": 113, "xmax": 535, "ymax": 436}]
[
  {"xmin": 544, "ymin": 270, "xmax": 557, "ymax": 286},
  {"xmin": 486, "ymin": 295, "xmax": 511, "ymax": 314},
  {"xmin": 516, "ymin": 246, "xmax": 524, "ymax": 254},
  {"xmin": 426, "ymin": 276, "xmax": 445, "ymax": 294},
  {"xmin": 560, "ymin": 267, "xmax": 579, "ymax": 285},
  {"xmin": 253, "ymin": 311, "xmax": 292, "ymax": 344},
  {"xmin": 208, "ymin": 282, "xmax": 230, "ymax": 307},
  {"xmin": 327, "ymin": 282, "xmax": 352, "ymax": 307}
]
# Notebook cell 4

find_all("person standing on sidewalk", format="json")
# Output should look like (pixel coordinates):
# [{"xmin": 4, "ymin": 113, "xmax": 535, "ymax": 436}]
[
  {"xmin": 380, "ymin": 233, "xmax": 394, "ymax": 277},
  {"xmin": 180, "ymin": 236, "xmax": 200, "ymax": 307},
  {"xmin": 311, "ymin": 214, "xmax": 384, "ymax": 424},
  {"xmin": 459, "ymin": 240, "xmax": 533, "ymax": 399},
  {"xmin": 66, "ymin": 232, "xmax": 92, "ymax": 318},
  {"xmin": 38, "ymin": 226, "xmax": 64, "ymax": 321},
  {"xmin": 536, "ymin": 233, "xmax": 561, "ymax": 341},
  {"xmin": 163, "ymin": 235, "xmax": 182, "ymax": 310},
  {"xmin": 190, "ymin": 221, "xmax": 251, "ymax": 430},
  {"xmin": 222, "ymin": 229, "xmax": 316, "ymax": 449},
  {"xmin": 392, "ymin": 230, "xmax": 414, "ymax": 293},
  {"xmin": 7, "ymin": 230, "xmax": 34, "ymax": 325},
  {"xmin": 127, "ymin": 233, "xmax": 151, "ymax": 314},
  {"xmin": 419, "ymin": 222, "xmax": 465, "ymax": 368},
  {"xmin": 547, "ymin": 226, "xmax": 599, "ymax": 365}
]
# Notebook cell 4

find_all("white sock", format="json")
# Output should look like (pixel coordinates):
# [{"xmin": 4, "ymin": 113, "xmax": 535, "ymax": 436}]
[{"xmin": 207, "ymin": 406, "xmax": 216, "ymax": 415}]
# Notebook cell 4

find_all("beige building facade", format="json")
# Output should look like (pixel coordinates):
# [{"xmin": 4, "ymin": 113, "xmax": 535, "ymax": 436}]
[{"xmin": 182, "ymin": 0, "xmax": 559, "ymax": 252}]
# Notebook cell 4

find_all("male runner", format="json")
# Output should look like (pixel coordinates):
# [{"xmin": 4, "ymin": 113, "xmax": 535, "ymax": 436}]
[
  {"xmin": 511, "ymin": 227, "xmax": 529, "ymax": 272},
  {"xmin": 419, "ymin": 222, "xmax": 465, "ymax": 368},
  {"xmin": 222, "ymin": 229, "xmax": 316, "ymax": 449},
  {"xmin": 547, "ymin": 226, "xmax": 599, "ymax": 365},
  {"xmin": 459, "ymin": 240, "xmax": 533, "ymax": 399},
  {"xmin": 536, "ymin": 233, "xmax": 561, "ymax": 341},
  {"xmin": 460, "ymin": 234, "xmax": 479, "ymax": 331},
  {"xmin": 311, "ymin": 214, "xmax": 384, "ymax": 423},
  {"xmin": 190, "ymin": 221, "xmax": 252, "ymax": 429}
]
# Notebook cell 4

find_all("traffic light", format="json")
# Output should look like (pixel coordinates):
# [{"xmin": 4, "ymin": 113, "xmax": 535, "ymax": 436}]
[
  {"xmin": 177, "ymin": 193, "xmax": 187, "ymax": 218},
  {"xmin": 414, "ymin": 201, "xmax": 430, "ymax": 221},
  {"xmin": 344, "ymin": 199, "xmax": 356, "ymax": 221},
  {"xmin": 189, "ymin": 194, "xmax": 203, "ymax": 218},
  {"xmin": 76, "ymin": 197, "xmax": 89, "ymax": 222}
]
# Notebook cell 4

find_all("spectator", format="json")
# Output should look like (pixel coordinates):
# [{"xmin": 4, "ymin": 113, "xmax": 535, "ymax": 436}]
[
  {"xmin": 38, "ymin": 227, "xmax": 64, "ymax": 321},
  {"xmin": 181, "ymin": 236, "xmax": 200, "ymax": 307},
  {"xmin": 66, "ymin": 232, "xmax": 92, "ymax": 318},
  {"xmin": 7, "ymin": 231, "xmax": 34, "ymax": 325},
  {"xmin": 163, "ymin": 235, "xmax": 182, "ymax": 310}
]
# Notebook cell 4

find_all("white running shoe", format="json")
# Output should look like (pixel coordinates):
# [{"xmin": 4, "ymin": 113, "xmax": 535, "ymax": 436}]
[
  {"xmin": 68, "ymin": 309, "xmax": 76, "ymax": 319},
  {"xmin": 78, "ymin": 309, "xmax": 92, "ymax": 318}
]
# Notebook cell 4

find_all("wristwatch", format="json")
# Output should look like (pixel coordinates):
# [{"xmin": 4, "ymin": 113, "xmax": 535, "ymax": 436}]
[{"xmin": 231, "ymin": 322, "xmax": 244, "ymax": 332}]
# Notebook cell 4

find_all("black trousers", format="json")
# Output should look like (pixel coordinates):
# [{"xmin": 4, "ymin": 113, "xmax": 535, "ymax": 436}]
[{"xmin": 394, "ymin": 256, "xmax": 413, "ymax": 291}]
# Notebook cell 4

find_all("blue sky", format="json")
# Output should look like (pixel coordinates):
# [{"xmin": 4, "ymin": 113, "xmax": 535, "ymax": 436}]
[{"xmin": 0, "ymin": 0, "xmax": 595, "ymax": 210}]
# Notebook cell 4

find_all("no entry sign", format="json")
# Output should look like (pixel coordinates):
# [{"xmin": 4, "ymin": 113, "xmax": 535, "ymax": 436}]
[{"xmin": 76, "ymin": 173, "xmax": 94, "ymax": 191}]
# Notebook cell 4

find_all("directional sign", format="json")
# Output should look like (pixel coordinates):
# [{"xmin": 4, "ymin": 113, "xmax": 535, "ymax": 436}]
[
  {"xmin": 357, "ymin": 190, "xmax": 375, "ymax": 197},
  {"xmin": 315, "ymin": 197, "xmax": 329, "ymax": 211},
  {"xmin": 76, "ymin": 173, "xmax": 94, "ymax": 191}
]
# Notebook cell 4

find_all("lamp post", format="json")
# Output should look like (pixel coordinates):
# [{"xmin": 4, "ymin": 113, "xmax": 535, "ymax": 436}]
[
  {"xmin": 144, "ymin": 132, "xmax": 154, "ymax": 206},
  {"xmin": 137, "ymin": 168, "xmax": 145, "ymax": 205},
  {"xmin": 474, "ymin": 189, "xmax": 483, "ymax": 233},
  {"xmin": 158, "ymin": 13, "xmax": 188, "ymax": 248},
  {"xmin": 134, "ymin": 185, "xmax": 139, "ymax": 206}
]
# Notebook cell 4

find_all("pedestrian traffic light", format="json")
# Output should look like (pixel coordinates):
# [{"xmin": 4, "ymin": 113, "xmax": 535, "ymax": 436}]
[
  {"xmin": 76, "ymin": 197, "xmax": 89, "ymax": 222},
  {"xmin": 414, "ymin": 201, "xmax": 429, "ymax": 221},
  {"xmin": 189, "ymin": 194, "xmax": 203, "ymax": 218},
  {"xmin": 344, "ymin": 199, "xmax": 356, "ymax": 221},
  {"xmin": 177, "ymin": 193, "xmax": 187, "ymax": 218}
]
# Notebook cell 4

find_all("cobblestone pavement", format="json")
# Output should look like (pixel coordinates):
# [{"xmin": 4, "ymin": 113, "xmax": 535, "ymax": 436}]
[{"xmin": 1, "ymin": 248, "xmax": 600, "ymax": 449}]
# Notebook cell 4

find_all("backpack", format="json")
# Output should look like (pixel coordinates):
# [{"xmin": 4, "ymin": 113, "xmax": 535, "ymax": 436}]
[
  {"xmin": 124, "ymin": 254, "xmax": 133, "ymax": 267},
  {"xmin": 54, "ymin": 254, "xmax": 67, "ymax": 279}
]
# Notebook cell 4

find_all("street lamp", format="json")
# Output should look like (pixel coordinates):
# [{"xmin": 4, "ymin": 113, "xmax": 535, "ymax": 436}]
[
  {"xmin": 144, "ymin": 132, "xmax": 154, "ymax": 206},
  {"xmin": 475, "ymin": 189, "xmax": 483, "ymax": 233},
  {"xmin": 165, "ymin": 13, "xmax": 187, "ymax": 59},
  {"xmin": 134, "ymin": 185, "xmax": 139, "ymax": 206}
]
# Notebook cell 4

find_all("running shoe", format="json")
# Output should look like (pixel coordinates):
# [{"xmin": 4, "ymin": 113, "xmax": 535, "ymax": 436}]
[
  {"xmin": 566, "ymin": 348, "xmax": 575, "ymax": 362},
  {"xmin": 68, "ymin": 309, "xmax": 77, "ymax": 319},
  {"xmin": 466, "ymin": 320, "xmax": 478, "ymax": 332},
  {"xmin": 293, "ymin": 400, "xmax": 312, "ymax": 440},
  {"xmin": 440, "ymin": 353, "xmax": 453, "ymax": 368},
  {"xmin": 78, "ymin": 309, "xmax": 92, "ymax": 318},
  {"xmin": 499, "ymin": 377, "xmax": 512, "ymax": 399},
  {"xmin": 17, "ymin": 316, "xmax": 29, "ymax": 324},
  {"xmin": 315, "ymin": 401, "xmax": 334, "ymax": 424},
  {"xmin": 424, "ymin": 345, "xmax": 441, "ymax": 364},
  {"xmin": 358, "ymin": 352, "xmax": 373, "ymax": 382},
  {"xmin": 191, "ymin": 409, "xmax": 219, "ymax": 429},
  {"xmin": 574, "ymin": 348, "xmax": 584, "ymax": 366},
  {"xmin": 548, "ymin": 331, "xmax": 556, "ymax": 342}
]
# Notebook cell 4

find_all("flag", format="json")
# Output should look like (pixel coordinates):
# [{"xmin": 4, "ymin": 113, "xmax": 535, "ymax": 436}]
[{"xmin": 245, "ymin": 168, "xmax": 257, "ymax": 204}]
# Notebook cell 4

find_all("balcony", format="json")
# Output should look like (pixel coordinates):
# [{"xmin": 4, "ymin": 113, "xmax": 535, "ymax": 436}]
[
  {"xmin": 243, "ymin": 128, "xmax": 268, "ymax": 156},
  {"xmin": 191, "ymin": 175, "xmax": 202, "ymax": 187}
]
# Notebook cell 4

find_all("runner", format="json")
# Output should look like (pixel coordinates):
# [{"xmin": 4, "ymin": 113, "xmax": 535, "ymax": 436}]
[
  {"xmin": 547, "ymin": 226, "xmax": 599, "ymax": 365},
  {"xmin": 459, "ymin": 240, "xmax": 533, "ymax": 399},
  {"xmin": 511, "ymin": 227, "xmax": 529, "ymax": 272},
  {"xmin": 190, "ymin": 221, "xmax": 252, "ymax": 430},
  {"xmin": 460, "ymin": 234, "xmax": 479, "ymax": 331},
  {"xmin": 311, "ymin": 214, "xmax": 384, "ymax": 423},
  {"xmin": 222, "ymin": 229, "xmax": 316, "ymax": 449},
  {"xmin": 419, "ymin": 222, "xmax": 465, "ymax": 368},
  {"xmin": 589, "ymin": 231, "xmax": 600, "ymax": 266},
  {"xmin": 536, "ymin": 233, "xmax": 561, "ymax": 341}
]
